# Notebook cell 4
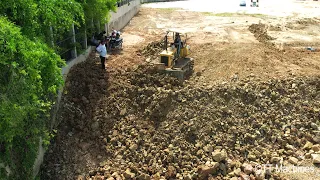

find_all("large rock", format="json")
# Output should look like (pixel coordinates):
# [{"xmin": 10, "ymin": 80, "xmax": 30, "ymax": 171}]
[
  {"xmin": 310, "ymin": 123, "xmax": 318, "ymax": 130},
  {"xmin": 198, "ymin": 163, "xmax": 219, "ymax": 178},
  {"xmin": 129, "ymin": 144, "xmax": 138, "ymax": 151},
  {"xmin": 286, "ymin": 144, "xmax": 295, "ymax": 151},
  {"xmin": 288, "ymin": 157, "xmax": 299, "ymax": 165},
  {"xmin": 242, "ymin": 163, "xmax": 253, "ymax": 175},
  {"xmin": 254, "ymin": 169, "xmax": 265, "ymax": 180},
  {"xmin": 271, "ymin": 156, "xmax": 281, "ymax": 163},
  {"xmin": 312, "ymin": 144, "xmax": 320, "ymax": 152},
  {"xmin": 248, "ymin": 154, "xmax": 257, "ymax": 161},
  {"xmin": 233, "ymin": 168, "xmax": 241, "ymax": 176},
  {"xmin": 203, "ymin": 145, "xmax": 214, "ymax": 153},
  {"xmin": 240, "ymin": 172, "xmax": 250, "ymax": 180},
  {"xmin": 311, "ymin": 154, "xmax": 320, "ymax": 164},
  {"xmin": 313, "ymin": 136, "xmax": 320, "ymax": 143},
  {"xmin": 303, "ymin": 141, "xmax": 313, "ymax": 150},
  {"xmin": 166, "ymin": 165, "xmax": 177, "ymax": 178},
  {"xmin": 212, "ymin": 150, "xmax": 227, "ymax": 162},
  {"xmin": 123, "ymin": 169, "xmax": 135, "ymax": 179},
  {"xmin": 137, "ymin": 173, "xmax": 151, "ymax": 180}
]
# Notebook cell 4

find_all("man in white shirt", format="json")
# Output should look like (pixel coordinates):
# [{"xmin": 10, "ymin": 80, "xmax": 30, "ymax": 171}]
[{"xmin": 96, "ymin": 40, "xmax": 107, "ymax": 69}]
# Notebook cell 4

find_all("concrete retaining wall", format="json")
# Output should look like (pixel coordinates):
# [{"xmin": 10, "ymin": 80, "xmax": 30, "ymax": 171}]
[{"xmin": 106, "ymin": 0, "xmax": 141, "ymax": 32}]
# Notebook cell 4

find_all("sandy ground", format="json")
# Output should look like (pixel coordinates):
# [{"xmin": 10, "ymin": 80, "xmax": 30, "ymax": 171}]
[
  {"xmin": 142, "ymin": 0, "xmax": 320, "ymax": 18},
  {"xmin": 121, "ymin": 3, "xmax": 320, "ymax": 85},
  {"xmin": 41, "ymin": 1, "xmax": 320, "ymax": 179}
]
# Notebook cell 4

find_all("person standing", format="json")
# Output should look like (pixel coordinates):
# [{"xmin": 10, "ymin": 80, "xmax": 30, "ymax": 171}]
[
  {"xmin": 97, "ymin": 31, "xmax": 106, "ymax": 41},
  {"xmin": 96, "ymin": 40, "xmax": 107, "ymax": 69}
]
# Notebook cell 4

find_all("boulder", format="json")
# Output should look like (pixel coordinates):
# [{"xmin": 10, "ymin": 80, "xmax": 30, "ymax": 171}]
[
  {"xmin": 271, "ymin": 156, "xmax": 281, "ymax": 163},
  {"xmin": 242, "ymin": 163, "xmax": 253, "ymax": 175},
  {"xmin": 166, "ymin": 165, "xmax": 177, "ymax": 178},
  {"xmin": 254, "ymin": 169, "xmax": 265, "ymax": 180},
  {"xmin": 288, "ymin": 157, "xmax": 299, "ymax": 165},
  {"xmin": 240, "ymin": 172, "xmax": 250, "ymax": 180},
  {"xmin": 123, "ymin": 169, "xmax": 135, "ymax": 179},
  {"xmin": 312, "ymin": 144, "xmax": 320, "ymax": 152},
  {"xmin": 212, "ymin": 150, "xmax": 227, "ymax": 162},
  {"xmin": 137, "ymin": 173, "xmax": 151, "ymax": 180},
  {"xmin": 198, "ymin": 163, "xmax": 219, "ymax": 178},
  {"xmin": 303, "ymin": 141, "xmax": 313, "ymax": 150},
  {"xmin": 311, "ymin": 154, "xmax": 320, "ymax": 164}
]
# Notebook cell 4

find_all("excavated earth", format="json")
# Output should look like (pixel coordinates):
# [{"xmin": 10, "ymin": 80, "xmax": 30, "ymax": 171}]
[
  {"xmin": 40, "ymin": 6, "xmax": 320, "ymax": 180},
  {"xmin": 40, "ymin": 51, "xmax": 320, "ymax": 180}
]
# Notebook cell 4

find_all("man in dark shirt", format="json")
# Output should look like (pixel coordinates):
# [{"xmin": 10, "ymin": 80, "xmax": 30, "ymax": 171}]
[
  {"xmin": 97, "ymin": 31, "xmax": 106, "ymax": 41},
  {"xmin": 174, "ymin": 33, "xmax": 182, "ymax": 48}
]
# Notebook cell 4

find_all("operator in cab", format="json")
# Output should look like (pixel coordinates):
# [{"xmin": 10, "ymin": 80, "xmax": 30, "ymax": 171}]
[{"xmin": 174, "ymin": 33, "xmax": 183, "ymax": 48}]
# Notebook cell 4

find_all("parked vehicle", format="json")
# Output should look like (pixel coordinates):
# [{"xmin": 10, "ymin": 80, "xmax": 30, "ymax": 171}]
[
  {"xmin": 240, "ymin": 0, "xmax": 246, "ymax": 6},
  {"xmin": 250, "ymin": 0, "xmax": 259, "ymax": 7},
  {"xmin": 108, "ymin": 37, "xmax": 123, "ymax": 50}
]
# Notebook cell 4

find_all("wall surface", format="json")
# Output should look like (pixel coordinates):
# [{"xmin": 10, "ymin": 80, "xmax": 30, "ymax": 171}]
[{"xmin": 106, "ymin": 0, "xmax": 141, "ymax": 33}]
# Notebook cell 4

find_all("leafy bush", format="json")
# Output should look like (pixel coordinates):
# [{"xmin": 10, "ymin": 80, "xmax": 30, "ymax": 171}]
[
  {"xmin": 0, "ymin": 0, "xmax": 119, "ymax": 178},
  {"xmin": 0, "ymin": 0, "xmax": 84, "ymax": 41},
  {"xmin": 0, "ymin": 17, "xmax": 64, "ymax": 179}
]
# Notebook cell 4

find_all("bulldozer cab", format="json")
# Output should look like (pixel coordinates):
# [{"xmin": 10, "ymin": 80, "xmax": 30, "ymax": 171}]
[
  {"xmin": 155, "ymin": 30, "xmax": 194, "ymax": 80},
  {"xmin": 160, "ymin": 31, "xmax": 190, "ymax": 68}
]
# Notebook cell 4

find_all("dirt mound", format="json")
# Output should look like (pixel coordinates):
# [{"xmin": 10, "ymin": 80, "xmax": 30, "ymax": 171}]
[
  {"xmin": 139, "ymin": 41, "xmax": 164, "ymax": 62},
  {"xmin": 93, "ymin": 75, "xmax": 320, "ymax": 180},
  {"xmin": 296, "ymin": 18, "xmax": 319, "ymax": 26},
  {"xmin": 285, "ymin": 18, "xmax": 320, "ymax": 30},
  {"xmin": 269, "ymin": 24, "xmax": 283, "ymax": 31},
  {"xmin": 42, "ymin": 55, "xmax": 320, "ymax": 180},
  {"xmin": 249, "ymin": 23, "xmax": 275, "ymax": 44}
]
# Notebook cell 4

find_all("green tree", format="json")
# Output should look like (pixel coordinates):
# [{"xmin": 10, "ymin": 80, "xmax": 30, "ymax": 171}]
[
  {"xmin": 0, "ymin": 16, "xmax": 64, "ymax": 179},
  {"xmin": 0, "ymin": 0, "xmax": 84, "ymax": 41},
  {"xmin": 0, "ymin": 0, "xmax": 118, "ymax": 178},
  {"xmin": 81, "ymin": 0, "xmax": 117, "ymax": 23},
  {"xmin": 79, "ymin": 0, "xmax": 118, "ymax": 37}
]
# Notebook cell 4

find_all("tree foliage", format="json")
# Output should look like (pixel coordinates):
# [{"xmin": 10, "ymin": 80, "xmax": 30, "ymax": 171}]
[
  {"xmin": 0, "ymin": 0, "xmax": 118, "ymax": 179},
  {"xmin": 80, "ymin": 0, "xmax": 117, "ymax": 24},
  {"xmin": 0, "ymin": 16, "xmax": 65, "ymax": 178},
  {"xmin": 0, "ymin": 0, "xmax": 84, "ymax": 40},
  {"xmin": 0, "ymin": 0, "xmax": 118, "ymax": 43}
]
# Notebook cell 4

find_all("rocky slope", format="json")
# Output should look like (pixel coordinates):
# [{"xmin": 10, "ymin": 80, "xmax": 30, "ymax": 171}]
[{"xmin": 41, "ymin": 57, "xmax": 320, "ymax": 180}]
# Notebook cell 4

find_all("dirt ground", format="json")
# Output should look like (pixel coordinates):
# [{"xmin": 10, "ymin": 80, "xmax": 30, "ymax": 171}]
[
  {"xmin": 41, "ymin": 2, "xmax": 320, "ymax": 180},
  {"xmin": 121, "ymin": 7, "xmax": 320, "ymax": 85}
]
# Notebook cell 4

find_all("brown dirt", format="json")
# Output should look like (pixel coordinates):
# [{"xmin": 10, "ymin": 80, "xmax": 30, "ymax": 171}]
[
  {"xmin": 139, "ymin": 41, "xmax": 164, "ymax": 63},
  {"xmin": 40, "ymin": 7, "xmax": 320, "ymax": 180},
  {"xmin": 123, "ymin": 8, "xmax": 320, "ymax": 85},
  {"xmin": 40, "ymin": 54, "xmax": 110, "ymax": 180},
  {"xmin": 248, "ymin": 23, "xmax": 275, "ymax": 43}
]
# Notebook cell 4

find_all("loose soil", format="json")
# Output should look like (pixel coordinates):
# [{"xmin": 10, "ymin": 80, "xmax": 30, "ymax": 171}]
[{"xmin": 41, "ymin": 5, "xmax": 320, "ymax": 180}]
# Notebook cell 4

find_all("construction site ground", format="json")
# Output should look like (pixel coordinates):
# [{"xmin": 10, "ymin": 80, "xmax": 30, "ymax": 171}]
[{"xmin": 41, "ymin": 1, "xmax": 320, "ymax": 180}]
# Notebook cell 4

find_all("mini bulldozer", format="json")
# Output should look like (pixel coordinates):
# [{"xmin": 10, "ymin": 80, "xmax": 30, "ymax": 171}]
[{"xmin": 155, "ymin": 31, "xmax": 194, "ymax": 80}]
